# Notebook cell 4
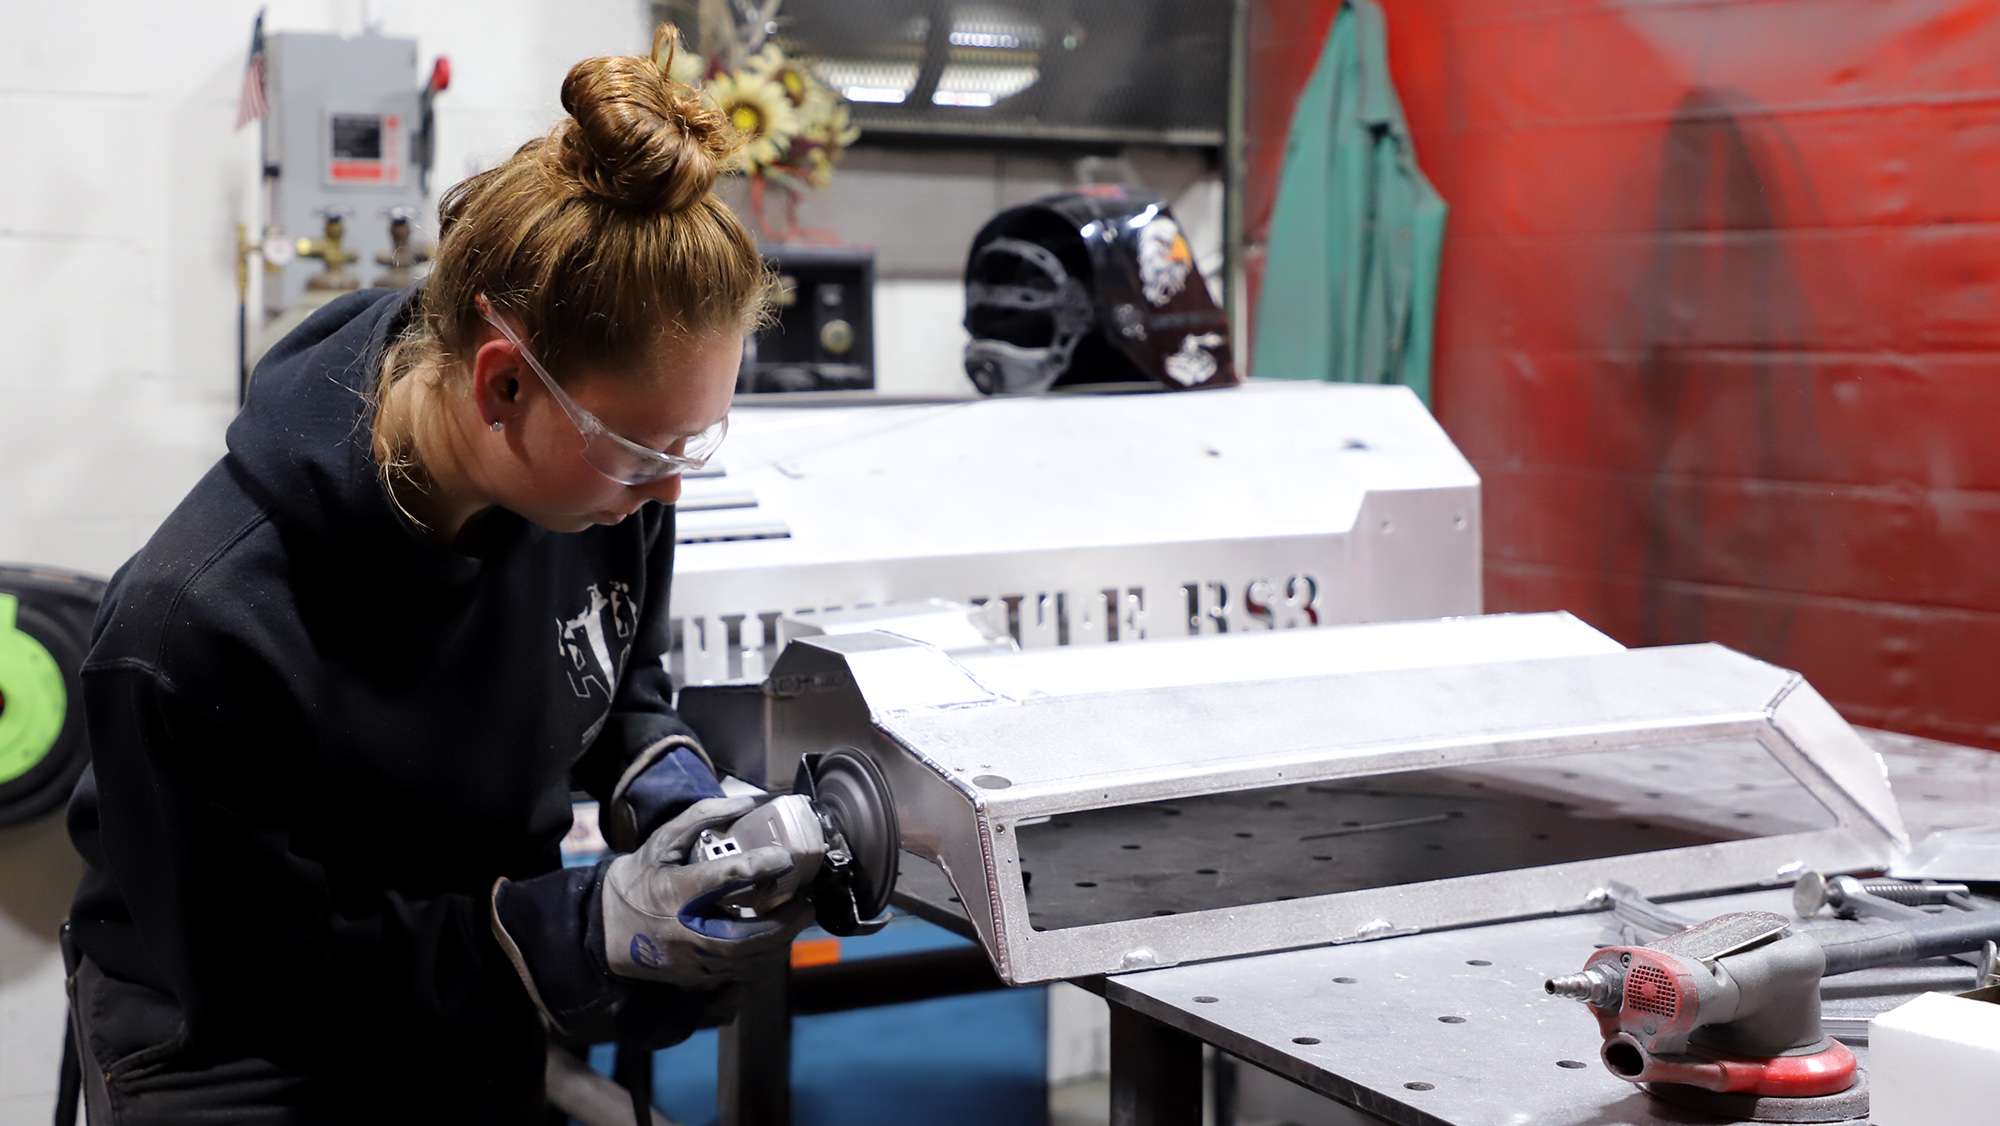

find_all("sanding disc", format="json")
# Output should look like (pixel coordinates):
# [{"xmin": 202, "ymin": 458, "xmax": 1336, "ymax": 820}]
[
  {"xmin": 1646, "ymin": 1069, "xmax": 1871, "ymax": 1124},
  {"xmin": 811, "ymin": 748, "xmax": 900, "ymax": 924}
]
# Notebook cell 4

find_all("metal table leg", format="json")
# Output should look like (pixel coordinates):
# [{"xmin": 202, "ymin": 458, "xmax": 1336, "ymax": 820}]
[
  {"xmin": 1212, "ymin": 1049, "xmax": 1238, "ymax": 1126},
  {"xmin": 710, "ymin": 942, "xmax": 1005, "ymax": 1125},
  {"xmin": 1110, "ymin": 999, "xmax": 1202, "ymax": 1126},
  {"xmin": 719, "ymin": 968, "xmax": 793, "ymax": 1126}
]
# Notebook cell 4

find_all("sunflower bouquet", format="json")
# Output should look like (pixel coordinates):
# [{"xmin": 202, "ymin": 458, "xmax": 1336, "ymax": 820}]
[{"xmin": 667, "ymin": 33, "xmax": 860, "ymax": 241}]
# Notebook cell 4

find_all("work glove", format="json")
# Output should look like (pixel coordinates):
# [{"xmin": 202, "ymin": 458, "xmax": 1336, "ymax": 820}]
[
  {"xmin": 602, "ymin": 735, "xmax": 724, "ymax": 854},
  {"xmin": 601, "ymin": 796, "xmax": 814, "ymax": 987},
  {"xmin": 490, "ymin": 797, "xmax": 813, "ymax": 1038}
]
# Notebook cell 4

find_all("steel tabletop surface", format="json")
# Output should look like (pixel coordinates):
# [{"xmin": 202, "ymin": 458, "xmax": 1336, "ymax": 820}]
[{"xmin": 1104, "ymin": 884, "xmax": 1985, "ymax": 1126}]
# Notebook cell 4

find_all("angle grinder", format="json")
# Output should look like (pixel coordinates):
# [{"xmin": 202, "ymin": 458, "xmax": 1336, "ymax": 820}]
[{"xmin": 694, "ymin": 748, "xmax": 901, "ymax": 936}]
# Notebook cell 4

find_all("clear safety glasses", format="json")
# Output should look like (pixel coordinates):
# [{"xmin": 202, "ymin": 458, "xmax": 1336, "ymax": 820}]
[{"xmin": 475, "ymin": 294, "xmax": 728, "ymax": 485}]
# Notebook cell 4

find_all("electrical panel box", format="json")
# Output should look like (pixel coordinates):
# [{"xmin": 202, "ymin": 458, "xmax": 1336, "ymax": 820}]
[{"xmin": 262, "ymin": 31, "xmax": 427, "ymax": 316}]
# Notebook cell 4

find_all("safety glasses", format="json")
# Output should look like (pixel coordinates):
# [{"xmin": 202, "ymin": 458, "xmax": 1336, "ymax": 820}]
[{"xmin": 475, "ymin": 294, "xmax": 728, "ymax": 485}]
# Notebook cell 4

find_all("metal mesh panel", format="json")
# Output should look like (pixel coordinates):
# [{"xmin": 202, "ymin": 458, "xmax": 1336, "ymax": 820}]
[{"xmin": 682, "ymin": 0, "xmax": 1230, "ymax": 146}]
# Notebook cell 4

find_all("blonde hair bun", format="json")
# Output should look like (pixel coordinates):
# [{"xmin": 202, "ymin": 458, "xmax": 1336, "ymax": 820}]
[{"xmin": 552, "ymin": 27, "xmax": 738, "ymax": 212}]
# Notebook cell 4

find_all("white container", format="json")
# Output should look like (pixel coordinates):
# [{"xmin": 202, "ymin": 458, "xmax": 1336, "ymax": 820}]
[{"xmin": 1869, "ymin": 990, "xmax": 2000, "ymax": 1125}]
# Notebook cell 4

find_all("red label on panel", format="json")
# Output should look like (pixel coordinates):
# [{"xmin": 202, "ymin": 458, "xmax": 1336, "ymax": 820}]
[{"xmin": 330, "ymin": 161, "xmax": 386, "ymax": 182}]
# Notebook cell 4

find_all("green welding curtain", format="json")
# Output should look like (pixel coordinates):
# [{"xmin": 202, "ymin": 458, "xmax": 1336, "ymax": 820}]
[{"xmin": 1252, "ymin": 0, "xmax": 1445, "ymax": 406}]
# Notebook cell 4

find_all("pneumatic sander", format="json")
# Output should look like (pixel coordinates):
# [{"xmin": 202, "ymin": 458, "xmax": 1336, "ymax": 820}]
[{"xmin": 1549, "ymin": 904, "xmax": 2000, "ymax": 1122}]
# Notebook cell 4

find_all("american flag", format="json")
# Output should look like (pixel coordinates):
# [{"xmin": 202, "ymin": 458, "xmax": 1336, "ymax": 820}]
[{"xmin": 235, "ymin": 9, "xmax": 268, "ymax": 130}]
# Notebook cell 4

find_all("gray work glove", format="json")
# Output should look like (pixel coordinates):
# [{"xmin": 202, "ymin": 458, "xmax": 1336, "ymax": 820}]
[
  {"xmin": 601, "ymin": 796, "xmax": 815, "ymax": 987},
  {"xmin": 490, "ymin": 796, "xmax": 813, "ymax": 1037}
]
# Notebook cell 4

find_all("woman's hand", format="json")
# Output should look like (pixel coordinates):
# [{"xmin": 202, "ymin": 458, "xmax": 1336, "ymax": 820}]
[
  {"xmin": 598, "ymin": 797, "xmax": 814, "ymax": 986},
  {"xmin": 489, "ymin": 796, "xmax": 813, "ymax": 1037}
]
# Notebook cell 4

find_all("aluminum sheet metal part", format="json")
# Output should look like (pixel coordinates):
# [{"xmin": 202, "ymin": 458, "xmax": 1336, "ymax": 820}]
[
  {"xmin": 762, "ymin": 613, "xmax": 1908, "ymax": 985},
  {"xmin": 667, "ymin": 383, "xmax": 1480, "ymax": 684}
]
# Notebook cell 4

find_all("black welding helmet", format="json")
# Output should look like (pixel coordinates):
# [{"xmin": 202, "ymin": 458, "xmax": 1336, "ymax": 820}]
[{"xmin": 962, "ymin": 185, "xmax": 1237, "ymax": 395}]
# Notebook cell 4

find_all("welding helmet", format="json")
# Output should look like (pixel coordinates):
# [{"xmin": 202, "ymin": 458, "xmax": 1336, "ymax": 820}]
[{"xmin": 962, "ymin": 186, "xmax": 1237, "ymax": 395}]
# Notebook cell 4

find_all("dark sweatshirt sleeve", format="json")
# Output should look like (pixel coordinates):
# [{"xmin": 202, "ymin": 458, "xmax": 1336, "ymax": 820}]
[
  {"xmin": 570, "ymin": 506, "xmax": 711, "ymax": 806},
  {"xmin": 81, "ymin": 659, "xmax": 572, "ymax": 1058}
]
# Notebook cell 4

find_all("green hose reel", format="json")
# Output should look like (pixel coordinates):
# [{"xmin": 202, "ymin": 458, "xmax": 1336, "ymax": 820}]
[
  {"xmin": 0, "ymin": 593, "xmax": 67, "ymax": 787},
  {"xmin": 0, "ymin": 567, "xmax": 104, "ymax": 827}
]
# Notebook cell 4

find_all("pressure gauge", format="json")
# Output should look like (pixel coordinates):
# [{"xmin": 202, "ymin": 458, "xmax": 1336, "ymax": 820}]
[{"xmin": 261, "ymin": 230, "xmax": 297, "ymax": 268}]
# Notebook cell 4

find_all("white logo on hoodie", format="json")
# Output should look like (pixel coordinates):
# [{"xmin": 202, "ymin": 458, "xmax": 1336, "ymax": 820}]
[{"xmin": 555, "ymin": 581, "xmax": 637, "ymax": 702}]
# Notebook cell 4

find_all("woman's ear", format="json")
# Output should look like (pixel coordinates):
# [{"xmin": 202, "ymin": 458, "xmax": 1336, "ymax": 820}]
[{"xmin": 470, "ymin": 337, "xmax": 525, "ymax": 430}]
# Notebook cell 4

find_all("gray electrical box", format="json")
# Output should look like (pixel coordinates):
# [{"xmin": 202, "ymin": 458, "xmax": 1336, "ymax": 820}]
[{"xmin": 261, "ymin": 31, "xmax": 427, "ymax": 317}]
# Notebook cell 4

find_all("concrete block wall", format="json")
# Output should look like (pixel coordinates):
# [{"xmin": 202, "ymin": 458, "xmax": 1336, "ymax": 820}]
[{"xmin": 1245, "ymin": 0, "xmax": 2000, "ymax": 749}]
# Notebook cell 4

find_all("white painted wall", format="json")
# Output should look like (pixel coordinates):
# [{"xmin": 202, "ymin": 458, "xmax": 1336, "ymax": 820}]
[
  {"xmin": 0, "ymin": 0, "xmax": 660, "ymax": 581},
  {"xmin": 0, "ymin": 3, "xmax": 1216, "ymax": 1117}
]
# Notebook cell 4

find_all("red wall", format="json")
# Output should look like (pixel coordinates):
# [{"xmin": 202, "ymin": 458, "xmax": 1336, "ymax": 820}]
[{"xmin": 1247, "ymin": 1, "xmax": 2000, "ymax": 747}]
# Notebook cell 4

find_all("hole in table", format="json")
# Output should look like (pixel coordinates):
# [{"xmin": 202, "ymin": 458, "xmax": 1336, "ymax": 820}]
[
  {"xmin": 1466, "ymin": 959, "xmax": 1492, "ymax": 967},
  {"xmin": 1438, "ymin": 1016, "xmax": 1466, "ymax": 1024},
  {"xmin": 1404, "ymin": 1082, "xmax": 1434, "ymax": 1092},
  {"xmin": 1193, "ymin": 995, "xmax": 1218, "ymax": 1004},
  {"xmin": 1557, "ymin": 1060, "xmax": 1588, "ymax": 1070},
  {"xmin": 1292, "ymin": 1036, "xmax": 1320, "ymax": 1046},
  {"xmin": 1333, "ymin": 977, "xmax": 1359, "ymax": 984}
]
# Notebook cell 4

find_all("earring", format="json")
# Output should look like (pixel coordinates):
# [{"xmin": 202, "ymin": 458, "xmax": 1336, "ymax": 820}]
[{"xmin": 490, "ymin": 420, "xmax": 505, "ymax": 433}]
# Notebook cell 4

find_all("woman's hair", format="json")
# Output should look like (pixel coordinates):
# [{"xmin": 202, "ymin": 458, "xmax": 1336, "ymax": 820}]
[{"xmin": 372, "ymin": 25, "xmax": 770, "ymax": 495}]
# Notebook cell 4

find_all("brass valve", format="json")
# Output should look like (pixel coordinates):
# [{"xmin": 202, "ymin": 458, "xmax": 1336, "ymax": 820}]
[
  {"xmin": 373, "ymin": 209, "xmax": 432, "ymax": 288},
  {"xmin": 296, "ymin": 212, "xmax": 361, "ymax": 292}
]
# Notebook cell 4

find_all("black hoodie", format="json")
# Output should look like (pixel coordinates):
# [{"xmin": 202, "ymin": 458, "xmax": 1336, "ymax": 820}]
[{"xmin": 66, "ymin": 288, "xmax": 698, "ymax": 1111}]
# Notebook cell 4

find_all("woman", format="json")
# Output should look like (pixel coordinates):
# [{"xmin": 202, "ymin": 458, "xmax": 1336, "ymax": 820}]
[{"xmin": 64, "ymin": 29, "xmax": 806, "ymax": 1122}]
